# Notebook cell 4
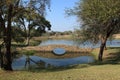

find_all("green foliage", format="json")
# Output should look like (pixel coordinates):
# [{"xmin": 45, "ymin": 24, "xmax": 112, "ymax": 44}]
[
  {"xmin": 22, "ymin": 50, "xmax": 36, "ymax": 56},
  {"xmin": 13, "ymin": 7, "xmax": 51, "ymax": 45},
  {"xmin": 30, "ymin": 40, "xmax": 41, "ymax": 46},
  {"xmin": 11, "ymin": 26, "xmax": 25, "ymax": 43},
  {"xmin": 67, "ymin": 0, "xmax": 120, "ymax": 43}
]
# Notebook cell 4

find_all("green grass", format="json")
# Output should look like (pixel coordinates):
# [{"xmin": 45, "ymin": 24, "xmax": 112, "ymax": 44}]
[
  {"xmin": 1, "ymin": 64, "xmax": 120, "ymax": 80},
  {"xmin": 91, "ymin": 47, "xmax": 120, "ymax": 61}
]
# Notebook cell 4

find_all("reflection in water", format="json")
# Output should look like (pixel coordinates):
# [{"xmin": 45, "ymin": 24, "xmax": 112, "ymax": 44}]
[
  {"xmin": 12, "ymin": 39, "xmax": 119, "ymax": 70},
  {"xmin": 12, "ymin": 55, "xmax": 94, "ymax": 70},
  {"xmin": 53, "ymin": 48, "xmax": 66, "ymax": 55}
]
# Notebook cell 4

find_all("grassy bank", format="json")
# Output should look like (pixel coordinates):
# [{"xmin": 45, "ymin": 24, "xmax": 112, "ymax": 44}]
[
  {"xmin": 32, "ymin": 34, "xmax": 73, "ymax": 41},
  {"xmin": 17, "ymin": 45, "xmax": 92, "ymax": 58},
  {"xmin": 91, "ymin": 47, "xmax": 120, "ymax": 63},
  {"xmin": 0, "ymin": 64, "xmax": 120, "ymax": 80}
]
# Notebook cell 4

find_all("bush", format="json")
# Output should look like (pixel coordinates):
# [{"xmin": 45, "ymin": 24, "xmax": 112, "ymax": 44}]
[{"xmin": 22, "ymin": 50, "xmax": 36, "ymax": 56}]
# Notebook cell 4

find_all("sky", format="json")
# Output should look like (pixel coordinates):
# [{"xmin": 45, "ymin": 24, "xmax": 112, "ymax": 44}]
[{"xmin": 46, "ymin": 0, "xmax": 79, "ymax": 32}]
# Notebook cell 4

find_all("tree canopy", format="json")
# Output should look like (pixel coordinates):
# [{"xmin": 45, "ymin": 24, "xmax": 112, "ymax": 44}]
[{"xmin": 67, "ymin": 0, "xmax": 120, "ymax": 61}]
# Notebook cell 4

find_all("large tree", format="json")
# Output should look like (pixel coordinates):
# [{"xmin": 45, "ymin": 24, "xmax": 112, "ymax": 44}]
[
  {"xmin": 0, "ymin": 0, "xmax": 51, "ymax": 70},
  {"xmin": 14, "ymin": 8, "xmax": 51, "ymax": 46},
  {"xmin": 67, "ymin": 0, "xmax": 120, "ymax": 61},
  {"xmin": 0, "ymin": 0, "xmax": 21, "ymax": 70}
]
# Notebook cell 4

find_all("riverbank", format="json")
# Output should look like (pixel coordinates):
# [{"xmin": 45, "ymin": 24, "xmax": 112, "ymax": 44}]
[
  {"xmin": 0, "ymin": 47, "xmax": 120, "ymax": 80},
  {"xmin": 32, "ymin": 34, "xmax": 73, "ymax": 41},
  {"xmin": 1, "ymin": 47, "xmax": 120, "ymax": 80},
  {"xmin": 32, "ymin": 33, "xmax": 120, "ymax": 41},
  {"xmin": 113, "ymin": 34, "xmax": 120, "ymax": 39},
  {"xmin": 92, "ymin": 47, "xmax": 120, "ymax": 63},
  {"xmin": 17, "ymin": 45, "xmax": 92, "ymax": 58}
]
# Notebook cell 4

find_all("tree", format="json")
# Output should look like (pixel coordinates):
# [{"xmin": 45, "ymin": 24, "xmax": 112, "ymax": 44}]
[
  {"xmin": 0, "ymin": 0, "xmax": 51, "ymax": 71},
  {"xmin": 14, "ymin": 8, "xmax": 51, "ymax": 45},
  {"xmin": 67, "ymin": 0, "xmax": 120, "ymax": 61},
  {"xmin": 0, "ymin": 0, "xmax": 20, "ymax": 70}
]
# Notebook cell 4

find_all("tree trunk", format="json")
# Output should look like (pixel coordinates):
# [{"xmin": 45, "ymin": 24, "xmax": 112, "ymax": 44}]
[
  {"xmin": 3, "ymin": 4, "xmax": 13, "ymax": 71},
  {"xmin": 0, "ymin": 11, "xmax": 5, "ymax": 69},
  {"xmin": 98, "ymin": 38, "xmax": 107, "ymax": 61},
  {"xmin": 25, "ymin": 25, "xmax": 31, "ymax": 46},
  {"xmin": 104, "ymin": 43, "xmax": 107, "ymax": 50},
  {"xmin": 25, "ymin": 37, "xmax": 30, "ymax": 46},
  {"xmin": 0, "ymin": 45, "xmax": 3, "ymax": 68}
]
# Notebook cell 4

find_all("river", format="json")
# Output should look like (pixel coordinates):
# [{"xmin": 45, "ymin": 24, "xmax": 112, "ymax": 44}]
[
  {"xmin": 12, "ymin": 39, "xmax": 120, "ymax": 70},
  {"xmin": 39, "ymin": 39, "xmax": 120, "ymax": 48}
]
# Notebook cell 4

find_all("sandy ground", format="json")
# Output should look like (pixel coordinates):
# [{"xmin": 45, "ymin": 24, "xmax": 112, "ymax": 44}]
[{"xmin": 113, "ymin": 34, "xmax": 120, "ymax": 39}]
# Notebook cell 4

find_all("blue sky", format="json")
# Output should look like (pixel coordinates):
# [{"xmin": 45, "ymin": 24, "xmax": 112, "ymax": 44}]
[{"xmin": 46, "ymin": 0, "xmax": 79, "ymax": 32}]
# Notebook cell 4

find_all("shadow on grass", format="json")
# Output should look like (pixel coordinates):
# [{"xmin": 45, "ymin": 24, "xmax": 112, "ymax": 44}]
[
  {"xmin": 15, "ymin": 64, "xmax": 80, "ymax": 73},
  {"xmin": 90, "ymin": 49, "xmax": 120, "ymax": 66},
  {"xmin": 103, "ymin": 52, "xmax": 120, "ymax": 64},
  {"xmin": 11, "ymin": 40, "xmax": 41, "ymax": 47},
  {"xmin": 12, "ymin": 44, "xmax": 28, "ymax": 47}
]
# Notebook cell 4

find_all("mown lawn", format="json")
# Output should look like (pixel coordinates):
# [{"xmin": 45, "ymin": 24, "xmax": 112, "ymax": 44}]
[
  {"xmin": 0, "ymin": 47, "xmax": 120, "ymax": 80},
  {"xmin": 0, "ymin": 64, "xmax": 120, "ymax": 80}
]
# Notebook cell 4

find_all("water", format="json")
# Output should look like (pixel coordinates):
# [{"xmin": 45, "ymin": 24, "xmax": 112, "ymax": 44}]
[
  {"xmin": 12, "ymin": 39, "xmax": 120, "ymax": 70},
  {"xmin": 12, "ymin": 55, "xmax": 94, "ymax": 70},
  {"xmin": 39, "ymin": 39, "xmax": 120, "ymax": 48},
  {"xmin": 53, "ymin": 48, "xmax": 66, "ymax": 55},
  {"xmin": 40, "ymin": 40, "xmax": 74, "ymax": 46}
]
